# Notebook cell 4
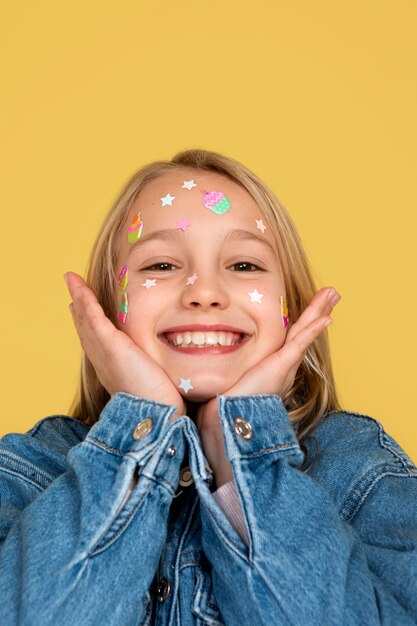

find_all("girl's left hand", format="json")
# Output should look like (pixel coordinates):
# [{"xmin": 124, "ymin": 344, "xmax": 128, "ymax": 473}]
[{"xmin": 196, "ymin": 286, "xmax": 341, "ymax": 488}]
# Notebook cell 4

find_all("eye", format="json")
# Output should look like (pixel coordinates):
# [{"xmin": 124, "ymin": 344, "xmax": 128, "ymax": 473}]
[
  {"xmin": 229, "ymin": 261, "xmax": 262, "ymax": 272},
  {"xmin": 144, "ymin": 262, "xmax": 178, "ymax": 271}
]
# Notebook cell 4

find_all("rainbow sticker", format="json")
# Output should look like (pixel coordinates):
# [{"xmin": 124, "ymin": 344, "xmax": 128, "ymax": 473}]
[
  {"xmin": 128, "ymin": 213, "xmax": 143, "ymax": 244},
  {"xmin": 118, "ymin": 265, "xmax": 128, "ymax": 324},
  {"xmin": 280, "ymin": 296, "xmax": 289, "ymax": 328},
  {"xmin": 118, "ymin": 291, "xmax": 128, "ymax": 324},
  {"xmin": 201, "ymin": 190, "xmax": 231, "ymax": 214},
  {"xmin": 118, "ymin": 265, "xmax": 128, "ymax": 292}
]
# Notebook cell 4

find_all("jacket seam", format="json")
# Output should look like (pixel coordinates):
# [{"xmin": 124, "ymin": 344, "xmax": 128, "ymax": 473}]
[
  {"xmin": 340, "ymin": 468, "xmax": 416, "ymax": 522},
  {"xmin": 242, "ymin": 442, "xmax": 299, "ymax": 457},
  {"xmin": 0, "ymin": 450, "xmax": 54, "ymax": 489}
]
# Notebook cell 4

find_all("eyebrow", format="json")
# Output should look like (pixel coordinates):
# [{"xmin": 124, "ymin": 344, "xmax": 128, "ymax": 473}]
[
  {"xmin": 127, "ymin": 227, "xmax": 276, "ymax": 256},
  {"xmin": 127, "ymin": 229, "xmax": 184, "ymax": 256},
  {"xmin": 223, "ymin": 229, "xmax": 276, "ymax": 253}
]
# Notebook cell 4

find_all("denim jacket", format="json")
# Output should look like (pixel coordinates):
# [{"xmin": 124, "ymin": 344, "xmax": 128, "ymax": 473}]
[{"xmin": 0, "ymin": 393, "xmax": 416, "ymax": 625}]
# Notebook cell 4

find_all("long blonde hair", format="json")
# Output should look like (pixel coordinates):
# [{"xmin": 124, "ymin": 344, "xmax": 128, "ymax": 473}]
[{"xmin": 70, "ymin": 149, "xmax": 340, "ymax": 442}]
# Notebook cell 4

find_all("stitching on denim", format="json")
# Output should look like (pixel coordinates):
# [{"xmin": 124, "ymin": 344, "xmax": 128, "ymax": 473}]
[
  {"xmin": 240, "ymin": 442, "xmax": 300, "ymax": 458},
  {"xmin": 0, "ymin": 450, "xmax": 54, "ymax": 488},
  {"xmin": 87, "ymin": 438, "xmax": 126, "ymax": 456},
  {"xmin": 340, "ymin": 467, "xmax": 415, "ymax": 522},
  {"xmin": 377, "ymin": 426, "xmax": 415, "ymax": 475},
  {"xmin": 0, "ymin": 466, "xmax": 45, "ymax": 492}
]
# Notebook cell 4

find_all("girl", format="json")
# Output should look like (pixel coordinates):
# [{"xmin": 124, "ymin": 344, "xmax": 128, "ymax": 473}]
[{"xmin": 0, "ymin": 149, "xmax": 416, "ymax": 625}]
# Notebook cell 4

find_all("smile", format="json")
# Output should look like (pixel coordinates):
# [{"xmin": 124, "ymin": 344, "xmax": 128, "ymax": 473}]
[
  {"xmin": 165, "ymin": 331, "xmax": 244, "ymax": 348},
  {"xmin": 159, "ymin": 325, "xmax": 251, "ymax": 354}
]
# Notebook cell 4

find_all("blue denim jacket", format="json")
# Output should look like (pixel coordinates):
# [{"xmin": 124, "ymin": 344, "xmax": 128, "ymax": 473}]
[{"xmin": 0, "ymin": 393, "xmax": 416, "ymax": 625}]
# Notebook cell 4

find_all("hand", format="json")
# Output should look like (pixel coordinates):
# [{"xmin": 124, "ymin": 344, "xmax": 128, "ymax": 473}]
[
  {"xmin": 196, "ymin": 287, "xmax": 341, "ymax": 487},
  {"xmin": 65, "ymin": 272, "xmax": 186, "ymax": 418},
  {"xmin": 223, "ymin": 285, "xmax": 341, "ymax": 399}
]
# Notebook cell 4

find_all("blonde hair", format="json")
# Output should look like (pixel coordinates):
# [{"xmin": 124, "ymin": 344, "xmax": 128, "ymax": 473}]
[{"xmin": 70, "ymin": 149, "xmax": 340, "ymax": 443}]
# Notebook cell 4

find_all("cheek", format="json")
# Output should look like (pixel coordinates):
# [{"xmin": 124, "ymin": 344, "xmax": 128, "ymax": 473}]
[{"xmin": 119, "ymin": 286, "xmax": 161, "ymax": 344}]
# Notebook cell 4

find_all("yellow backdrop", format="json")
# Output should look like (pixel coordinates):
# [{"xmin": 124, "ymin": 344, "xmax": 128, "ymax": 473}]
[{"xmin": 1, "ymin": 1, "xmax": 416, "ymax": 461}]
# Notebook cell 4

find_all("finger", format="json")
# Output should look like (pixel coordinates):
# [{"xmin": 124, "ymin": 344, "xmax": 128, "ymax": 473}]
[
  {"xmin": 66, "ymin": 274, "xmax": 117, "ymax": 354},
  {"xmin": 277, "ymin": 314, "xmax": 332, "ymax": 376},
  {"xmin": 287, "ymin": 287, "xmax": 340, "ymax": 342}
]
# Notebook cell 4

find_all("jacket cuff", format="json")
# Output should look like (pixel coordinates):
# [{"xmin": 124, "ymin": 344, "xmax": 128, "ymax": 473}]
[
  {"xmin": 217, "ymin": 395, "xmax": 304, "ymax": 467},
  {"xmin": 85, "ymin": 392, "xmax": 178, "ymax": 454}
]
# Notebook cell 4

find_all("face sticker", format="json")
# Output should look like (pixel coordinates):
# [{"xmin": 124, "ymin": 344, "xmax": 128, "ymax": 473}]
[
  {"xmin": 128, "ymin": 213, "xmax": 143, "ymax": 244},
  {"xmin": 179, "ymin": 378, "xmax": 194, "ymax": 393},
  {"xmin": 118, "ymin": 265, "xmax": 128, "ymax": 292},
  {"xmin": 176, "ymin": 218, "xmax": 192, "ymax": 231},
  {"xmin": 201, "ymin": 190, "xmax": 231, "ymax": 214},
  {"xmin": 248, "ymin": 289, "xmax": 264, "ymax": 304},
  {"xmin": 182, "ymin": 180, "xmax": 197, "ymax": 190},
  {"xmin": 280, "ymin": 295, "xmax": 289, "ymax": 327},
  {"xmin": 255, "ymin": 219, "xmax": 267, "ymax": 234},
  {"xmin": 186, "ymin": 273, "xmax": 199, "ymax": 285},
  {"xmin": 118, "ymin": 291, "xmax": 128, "ymax": 324},
  {"xmin": 117, "ymin": 266, "xmax": 129, "ymax": 324},
  {"xmin": 142, "ymin": 279, "xmax": 157, "ymax": 289},
  {"xmin": 160, "ymin": 193, "xmax": 175, "ymax": 206}
]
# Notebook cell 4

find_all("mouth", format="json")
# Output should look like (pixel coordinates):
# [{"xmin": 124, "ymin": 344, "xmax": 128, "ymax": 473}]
[{"xmin": 159, "ymin": 325, "xmax": 251, "ymax": 353}]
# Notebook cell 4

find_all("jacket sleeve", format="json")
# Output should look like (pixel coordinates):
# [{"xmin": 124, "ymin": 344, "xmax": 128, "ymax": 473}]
[
  {"xmin": 196, "ymin": 395, "xmax": 417, "ymax": 626},
  {"xmin": 0, "ymin": 393, "xmax": 190, "ymax": 626}
]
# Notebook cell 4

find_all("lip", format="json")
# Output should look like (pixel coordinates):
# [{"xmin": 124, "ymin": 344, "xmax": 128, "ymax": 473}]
[
  {"xmin": 158, "ymin": 324, "xmax": 251, "ymax": 355},
  {"xmin": 160, "ymin": 324, "xmax": 248, "ymax": 334}
]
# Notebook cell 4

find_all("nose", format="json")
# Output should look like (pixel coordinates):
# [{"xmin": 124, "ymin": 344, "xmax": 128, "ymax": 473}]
[{"xmin": 181, "ymin": 273, "xmax": 230, "ymax": 310}]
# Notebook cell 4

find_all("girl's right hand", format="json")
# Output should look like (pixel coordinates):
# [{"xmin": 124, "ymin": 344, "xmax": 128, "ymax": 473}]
[{"xmin": 64, "ymin": 272, "xmax": 186, "ymax": 418}]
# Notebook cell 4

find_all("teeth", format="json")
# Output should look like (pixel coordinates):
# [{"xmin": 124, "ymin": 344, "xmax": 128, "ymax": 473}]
[
  {"xmin": 206, "ymin": 332, "xmax": 218, "ymax": 346},
  {"xmin": 192, "ymin": 332, "xmax": 205, "ymax": 346},
  {"xmin": 218, "ymin": 334, "xmax": 227, "ymax": 346},
  {"xmin": 166, "ymin": 331, "xmax": 243, "ymax": 348}
]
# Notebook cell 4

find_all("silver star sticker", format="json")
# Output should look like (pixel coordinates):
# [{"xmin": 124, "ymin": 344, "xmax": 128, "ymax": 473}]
[
  {"xmin": 160, "ymin": 193, "xmax": 175, "ymax": 206},
  {"xmin": 248, "ymin": 289, "xmax": 264, "ymax": 304},
  {"xmin": 179, "ymin": 378, "xmax": 194, "ymax": 394},
  {"xmin": 142, "ymin": 279, "xmax": 157, "ymax": 289},
  {"xmin": 182, "ymin": 180, "xmax": 197, "ymax": 190}
]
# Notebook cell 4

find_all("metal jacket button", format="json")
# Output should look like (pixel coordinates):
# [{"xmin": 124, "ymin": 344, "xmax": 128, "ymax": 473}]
[
  {"xmin": 179, "ymin": 466, "xmax": 194, "ymax": 487},
  {"xmin": 233, "ymin": 416, "xmax": 253, "ymax": 439},
  {"xmin": 156, "ymin": 577, "xmax": 170, "ymax": 602},
  {"xmin": 132, "ymin": 418, "xmax": 153, "ymax": 440}
]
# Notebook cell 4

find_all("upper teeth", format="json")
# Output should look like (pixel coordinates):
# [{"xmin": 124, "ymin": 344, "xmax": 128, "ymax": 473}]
[{"xmin": 166, "ymin": 331, "xmax": 241, "ymax": 347}]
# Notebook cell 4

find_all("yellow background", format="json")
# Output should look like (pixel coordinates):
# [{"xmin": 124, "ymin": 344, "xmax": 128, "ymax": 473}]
[{"xmin": 1, "ymin": 1, "xmax": 416, "ymax": 461}]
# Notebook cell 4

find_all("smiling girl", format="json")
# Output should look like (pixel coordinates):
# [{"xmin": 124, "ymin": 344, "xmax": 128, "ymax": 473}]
[{"xmin": 1, "ymin": 150, "xmax": 416, "ymax": 625}]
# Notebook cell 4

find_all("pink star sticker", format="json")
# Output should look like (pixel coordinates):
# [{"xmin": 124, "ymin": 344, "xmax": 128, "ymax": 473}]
[
  {"xmin": 186, "ymin": 273, "xmax": 199, "ymax": 285},
  {"xmin": 176, "ymin": 218, "xmax": 192, "ymax": 231}
]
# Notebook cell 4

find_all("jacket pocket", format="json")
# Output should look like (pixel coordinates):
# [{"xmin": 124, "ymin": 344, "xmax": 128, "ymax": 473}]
[{"xmin": 191, "ymin": 568, "xmax": 224, "ymax": 626}]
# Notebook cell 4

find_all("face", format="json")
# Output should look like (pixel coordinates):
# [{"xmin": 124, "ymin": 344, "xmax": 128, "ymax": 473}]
[{"xmin": 115, "ymin": 168, "xmax": 288, "ymax": 401}]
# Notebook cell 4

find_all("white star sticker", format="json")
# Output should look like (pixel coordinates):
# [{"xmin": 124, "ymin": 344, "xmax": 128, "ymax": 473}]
[
  {"xmin": 186, "ymin": 273, "xmax": 199, "ymax": 285},
  {"xmin": 182, "ymin": 180, "xmax": 197, "ymax": 190},
  {"xmin": 179, "ymin": 378, "xmax": 194, "ymax": 394},
  {"xmin": 256, "ymin": 219, "xmax": 266, "ymax": 234},
  {"xmin": 248, "ymin": 289, "xmax": 264, "ymax": 304},
  {"xmin": 160, "ymin": 193, "xmax": 175, "ymax": 206},
  {"xmin": 142, "ymin": 279, "xmax": 157, "ymax": 289}
]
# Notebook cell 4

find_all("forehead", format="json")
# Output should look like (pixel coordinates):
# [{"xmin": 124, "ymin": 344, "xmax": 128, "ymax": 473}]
[{"xmin": 129, "ymin": 168, "xmax": 263, "ymax": 228}]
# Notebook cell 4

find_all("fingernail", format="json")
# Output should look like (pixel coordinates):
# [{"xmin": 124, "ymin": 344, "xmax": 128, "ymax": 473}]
[
  {"xmin": 69, "ymin": 303, "xmax": 74, "ymax": 313},
  {"xmin": 63, "ymin": 273, "xmax": 69, "ymax": 285},
  {"xmin": 324, "ymin": 318, "xmax": 333, "ymax": 327}
]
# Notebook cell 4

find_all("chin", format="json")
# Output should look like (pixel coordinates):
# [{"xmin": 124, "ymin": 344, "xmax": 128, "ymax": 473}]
[{"xmin": 176, "ymin": 372, "xmax": 240, "ymax": 403}]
